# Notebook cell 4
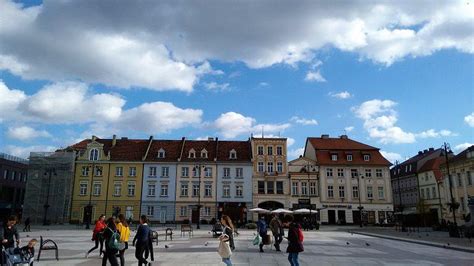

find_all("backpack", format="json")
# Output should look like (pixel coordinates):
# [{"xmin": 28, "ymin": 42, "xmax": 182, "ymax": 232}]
[
  {"xmin": 107, "ymin": 228, "xmax": 120, "ymax": 250},
  {"xmin": 297, "ymin": 227, "xmax": 304, "ymax": 243},
  {"xmin": 258, "ymin": 220, "xmax": 267, "ymax": 234}
]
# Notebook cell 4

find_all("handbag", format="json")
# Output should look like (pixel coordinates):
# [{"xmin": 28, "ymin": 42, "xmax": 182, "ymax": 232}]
[
  {"xmin": 217, "ymin": 240, "xmax": 232, "ymax": 258},
  {"xmin": 252, "ymin": 235, "xmax": 262, "ymax": 246},
  {"xmin": 118, "ymin": 242, "xmax": 126, "ymax": 251}
]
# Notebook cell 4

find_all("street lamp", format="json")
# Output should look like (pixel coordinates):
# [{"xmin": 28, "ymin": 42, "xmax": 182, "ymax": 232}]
[
  {"xmin": 442, "ymin": 142, "xmax": 459, "ymax": 238},
  {"xmin": 43, "ymin": 168, "xmax": 57, "ymax": 226},
  {"xmin": 193, "ymin": 164, "xmax": 206, "ymax": 229}
]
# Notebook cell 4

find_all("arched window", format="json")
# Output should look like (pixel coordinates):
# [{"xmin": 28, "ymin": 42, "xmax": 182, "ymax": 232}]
[{"xmin": 89, "ymin": 148, "xmax": 99, "ymax": 161}]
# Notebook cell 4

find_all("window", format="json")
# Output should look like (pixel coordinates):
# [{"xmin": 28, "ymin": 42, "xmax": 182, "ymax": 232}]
[
  {"xmin": 204, "ymin": 167, "xmax": 212, "ymax": 177},
  {"xmin": 367, "ymin": 186, "xmax": 373, "ymax": 199},
  {"xmin": 351, "ymin": 169, "xmax": 358, "ymax": 178},
  {"xmin": 93, "ymin": 182, "xmax": 101, "ymax": 196},
  {"xmin": 339, "ymin": 186, "xmax": 345, "ymax": 198},
  {"xmin": 258, "ymin": 162, "xmax": 264, "ymax": 173},
  {"xmin": 236, "ymin": 168, "xmax": 243, "ymax": 178},
  {"xmin": 129, "ymin": 167, "xmax": 136, "ymax": 177},
  {"xmin": 363, "ymin": 154, "xmax": 370, "ymax": 161},
  {"xmin": 331, "ymin": 154, "xmax": 338, "ymax": 161},
  {"xmin": 352, "ymin": 186, "xmax": 359, "ymax": 198},
  {"xmin": 425, "ymin": 173, "xmax": 429, "ymax": 181},
  {"xmin": 376, "ymin": 169, "xmax": 383, "ymax": 178},
  {"xmin": 347, "ymin": 154, "xmax": 353, "ymax": 161},
  {"xmin": 467, "ymin": 171, "xmax": 472, "ymax": 186},
  {"xmin": 180, "ymin": 206, "xmax": 188, "ymax": 216},
  {"xmin": 193, "ymin": 167, "xmax": 199, "ymax": 177},
  {"xmin": 409, "ymin": 165, "xmax": 412, "ymax": 171},
  {"xmin": 12, "ymin": 171, "xmax": 16, "ymax": 181},
  {"xmin": 158, "ymin": 149, "xmax": 165, "ymax": 158},
  {"xmin": 277, "ymin": 146, "xmax": 283, "ymax": 155},
  {"xmin": 327, "ymin": 186, "xmax": 334, "ymax": 198},
  {"xmin": 326, "ymin": 168, "xmax": 333, "ymax": 177},
  {"xmin": 223, "ymin": 168, "xmax": 230, "ymax": 178},
  {"xmin": 426, "ymin": 187, "xmax": 430, "ymax": 199},
  {"xmin": 223, "ymin": 185, "xmax": 230, "ymax": 197},
  {"xmin": 80, "ymin": 181, "xmax": 88, "ymax": 196},
  {"xmin": 116, "ymin": 167, "xmax": 123, "ymax": 177},
  {"xmin": 189, "ymin": 150, "xmax": 196, "ymax": 158},
  {"xmin": 236, "ymin": 185, "xmax": 243, "ymax": 197},
  {"xmin": 161, "ymin": 184, "xmax": 168, "ymax": 197},
  {"xmin": 378, "ymin": 187, "xmax": 384, "ymax": 199},
  {"xmin": 301, "ymin": 182, "xmax": 308, "ymax": 195},
  {"xmin": 432, "ymin": 187, "xmax": 436, "ymax": 198},
  {"xmin": 277, "ymin": 162, "xmax": 283, "ymax": 173},
  {"xmin": 81, "ymin": 166, "xmax": 89, "ymax": 176},
  {"xmin": 365, "ymin": 169, "xmax": 372, "ymax": 178},
  {"xmin": 127, "ymin": 182, "xmax": 136, "ymax": 196},
  {"xmin": 257, "ymin": 146, "xmax": 264, "ymax": 155},
  {"xmin": 204, "ymin": 207, "xmax": 211, "ymax": 216},
  {"xmin": 149, "ymin": 167, "xmax": 157, "ymax": 177},
  {"xmin": 95, "ymin": 166, "xmax": 103, "ymax": 176},
  {"xmin": 457, "ymin": 173, "xmax": 462, "ymax": 187},
  {"xmin": 3, "ymin": 170, "xmax": 8, "ymax": 179},
  {"xmin": 258, "ymin": 181, "xmax": 265, "ymax": 194},
  {"xmin": 162, "ymin": 167, "xmax": 169, "ymax": 178},
  {"xmin": 114, "ymin": 183, "xmax": 121, "ymax": 196},
  {"xmin": 229, "ymin": 150, "xmax": 237, "ymax": 159},
  {"xmin": 148, "ymin": 184, "xmax": 156, "ymax": 196},
  {"xmin": 182, "ymin": 167, "xmax": 189, "ymax": 177},
  {"xmin": 147, "ymin": 206, "xmax": 154, "ymax": 216},
  {"xmin": 267, "ymin": 146, "xmax": 273, "ymax": 155},
  {"xmin": 310, "ymin": 182, "xmax": 317, "ymax": 195},
  {"xmin": 337, "ymin": 168, "xmax": 344, "ymax": 178},
  {"xmin": 276, "ymin": 182, "xmax": 284, "ymax": 194},
  {"xmin": 89, "ymin": 148, "xmax": 99, "ymax": 161},
  {"xmin": 205, "ymin": 184, "xmax": 212, "ymax": 197},
  {"xmin": 181, "ymin": 184, "xmax": 188, "ymax": 196},
  {"xmin": 267, "ymin": 162, "xmax": 274, "ymax": 173},
  {"xmin": 292, "ymin": 182, "xmax": 298, "ymax": 195},
  {"xmin": 267, "ymin": 181, "xmax": 274, "ymax": 194},
  {"xmin": 193, "ymin": 184, "xmax": 200, "ymax": 197},
  {"xmin": 201, "ymin": 149, "xmax": 208, "ymax": 158}
]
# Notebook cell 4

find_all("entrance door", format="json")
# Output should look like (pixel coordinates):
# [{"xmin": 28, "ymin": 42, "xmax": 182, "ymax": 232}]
[
  {"xmin": 125, "ymin": 206, "xmax": 133, "ymax": 220},
  {"xmin": 328, "ymin": 210, "xmax": 336, "ymax": 224},
  {"xmin": 337, "ymin": 210, "xmax": 346, "ymax": 224},
  {"xmin": 83, "ymin": 206, "xmax": 92, "ymax": 224},
  {"xmin": 192, "ymin": 208, "xmax": 199, "ymax": 223},
  {"xmin": 160, "ymin": 208, "xmax": 167, "ymax": 224},
  {"xmin": 352, "ymin": 210, "xmax": 361, "ymax": 225},
  {"xmin": 368, "ymin": 211, "xmax": 376, "ymax": 224}
]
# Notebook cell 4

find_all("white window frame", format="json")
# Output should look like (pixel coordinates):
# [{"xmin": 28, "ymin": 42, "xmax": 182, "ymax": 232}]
[
  {"xmin": 149, "ymin": 167, "xmax": 157, "ymax": 177},
  {"xmin": 180, "ymin": 206, "xmax": 187, "ymax": 216},
  {"xmin": 277, "ymin": 162, "xmax": 283, "ymax": 173},
  {"xmin": 331, "ymin": 154, "xmax": 338, "ymax": 161},
  {"xmin": 309, "ymin": 182, "xmax": 317, "ymax": 196},
  {"xmin": 114, "ymin": 183, "xmax": 121, "ymax": 197},
  {"xmin": 257, "ymin": 146, "xmax": 264, "ymax": 155},
  {"xmin": 229, "ymin": 150, "xmax": 237, "ymax": 159},
  {"xmin": 161, "ymin": 167, "xmax": 169, "ymax": 178},
  {"xmin": 93, "ymin": 182, "xmax": 101, "ymax": 196},
  {"xmin": 127, "ymin": 182, "xmax": 136, "ymax": 196},
  {"xmin": 80, "ymin": 181, "xmax": 88, "ymax": 196},
  {"xmin": 129, "ymin": 167, "xmax": 136, "ymax": 177},
  {"xmin": 364, "ymin": 154, "xmax": 370, "ymax": 161},
  {"xmin": 205, "ymin": 184, "xmax": 212, "ymax": 197},
  {"xmin": 352, "ymin": 186, "xmax": 359, "ymax": 198},
  {"xmin": 301, "ymin": 182, "xmax": 308, "ymax": 196},
  {"xmin": 161, "ymin": 184, "xmax": 169, "ymax": 197},
  {"xmin": 267, "ymin": 146, "xmax": 273, "ymax": 155},
  {"xmin": 326, "ymin": 168, "xmax": 333, "ymax": 177},
  {"xmin": 181, "ymin": 184, "xmax": 188, "ymax": 196},
  {"xmin": 148, "ymin": 184, "xmax": 156, "ymax": 197},
  {"xmin": 337, "ymin": 168, "xmax": 344, "ymax": 178},
  {"xmin": 378, "ymin": 186, "xmax": 384, "ymax": 199},
  {"xmin": 292, "ymin": 182, "xmax": 298, "ymax": 195},
  {"xmin": 147, "ymin": 206, "xmax": 154, "ymax": 216},
  {"xmin": 223, "ymin": 185, "xmax": 231, "ymax": 197},
  {"xmin": 236, "ymin": 184, "xmax": 243, "ymax": 197},
  {"xmin": 257, "ymin": 162, "xmax": 264, "ymax": 173},
  {"xmin": 327, "ymin": 185, "xmax": 334, "ymax": 198},
  {"xmin": 204, "ymin": 167, "xmax": 212, "ymax": 177},
  {"xmin": 116, "ymin": 166, "xmax": 123, "ymax": 177},
  {"xmin": 223, "ymin": 168, "xmax": 230, "ymax": 178},
  {"xmin": 367, "ymin": 186, "xmax": 373, "ymax": 199},
  {"xmin": 339, "ymin": 186, "xmax": 345, "ymax": 198},
  {"xmin": 81, "ymin": 166, "xmax": 89, "ymax": 176},
  {"xmin": 376, "ymin": 169, "xmax": 383, "ymax": 178},
  {"xmin": 236, "ymin": 168, "xmax": 243, "ymax": 178},
  {"xmin": 158, "ymin": 149, "xmax": 166, "ymax": 158},
  {"xmin": 182, "ymin": 167, "xmax": 189, "ymax": 177},
  {"xmin": 193, "ymin": 184, "xmax": 200, "ymax": 197},
  {"xmin": 347, "ymin": 154, "xmax": 353, "ymax": 161},
  {"xmin": 89, "ymin": 148, "xmax": 99, "ymax": 161},
  {"xmin": 276, "ymin": 146, "xmax": 283, "ymax": 156},
  {"xmin": 267, "ymin": 162, "xmax": 274, "ymax": 173}
]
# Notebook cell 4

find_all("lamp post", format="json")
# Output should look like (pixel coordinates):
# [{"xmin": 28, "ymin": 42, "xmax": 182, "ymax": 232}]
[
  {"xmin": 43, "ymin": 168, "xmax": 57, "ymax": 226},
  {"xmin": 194, "ymin": 164, "xmax": 205, "ymax": 229},
  {"xmin": 442, "ymin": 142, "xmax": 459, "ymax": 238}
]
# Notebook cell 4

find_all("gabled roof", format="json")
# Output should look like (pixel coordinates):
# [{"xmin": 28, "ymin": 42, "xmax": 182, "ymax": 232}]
[
  {"xmin": 66, "ymin": 137, "xmax": 149, "ymax": 161},
  {"xmin": 446, "ymin": 145, "xmax": 474, "ymax": 165},
  {"xmin": 308, "ymin": 137, "xmax": 377, "ymax": 150},
  {"xmin": 144, "ymin": 139, "xmax": 184, "ymax": 162},
  {"xmin": 419, "ymin": 157, "xmax": 446, "ymax": 181},
  {"xmin": 180, "ymin": 140, "xmax": 217, "ymax": 162},
  {"xmin": 216, "ymin": 140, "xmax": 252, "ymax": 162}
]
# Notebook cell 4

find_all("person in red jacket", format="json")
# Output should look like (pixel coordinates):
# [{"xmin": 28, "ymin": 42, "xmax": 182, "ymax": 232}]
[
  {"xmin": 86, "ymin": 214, "xmax": 106, "ymax": 258},
  {"xmin": 283, "ymin": 215, "xmax": 303, "ymax": 266}
]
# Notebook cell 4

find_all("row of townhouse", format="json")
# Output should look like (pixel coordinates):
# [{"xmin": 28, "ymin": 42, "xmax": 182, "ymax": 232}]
[{"xmin": 27, "ymin": 134, "xmax": 393, "ymax": 226}]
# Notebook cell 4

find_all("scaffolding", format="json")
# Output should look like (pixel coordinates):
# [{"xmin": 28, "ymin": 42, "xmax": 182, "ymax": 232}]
[{"xmin": 23, "ymin": 151, "xmax": 76, "ymax": 224}]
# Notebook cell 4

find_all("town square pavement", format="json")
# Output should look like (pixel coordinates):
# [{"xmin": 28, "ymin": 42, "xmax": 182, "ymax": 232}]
[{"xmin": 12, "ymin": 225, "xmax": 474, "ymax": 266}]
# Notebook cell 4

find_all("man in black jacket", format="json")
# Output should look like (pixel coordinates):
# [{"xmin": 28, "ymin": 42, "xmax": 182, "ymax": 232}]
[{"xmin": 134, "ymin": 215, "xmax": 150, "ymax": 266}]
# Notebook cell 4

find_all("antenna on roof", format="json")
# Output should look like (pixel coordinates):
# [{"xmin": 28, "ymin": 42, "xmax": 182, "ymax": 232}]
[{"xmin": 261, "ymin": 126, "xmax": 264, "ymax": 138}]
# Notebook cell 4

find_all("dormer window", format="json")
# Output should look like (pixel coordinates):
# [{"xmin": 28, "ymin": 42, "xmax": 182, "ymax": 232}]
[
  {"xmin": 364, "ymin": 154, "xmax": 370, "ymax": 161},
  {"xmin": 347, "ymin": 154, "xmax": 353, "ymax": 161},
  {"xmin": 331, "ymin": 154, "xmax": 338, "ymax": 161},
  {"xmin": 157, "ymin": 148, "xmax": 166, "ymax": 158},
  {"xmin": 89, "ymin": 148, "xmax": 99, "ymax": 161},
  {"xmin": 229, "ymin": 149, "xmax": 237, "ymax": 159},
  {"xmin": 189, "ymin": 149, "xmax": 196, "ymax": 158},
  {"xmin": 201, "ymin": 149, "xmax": 208, "ymax": 158}
]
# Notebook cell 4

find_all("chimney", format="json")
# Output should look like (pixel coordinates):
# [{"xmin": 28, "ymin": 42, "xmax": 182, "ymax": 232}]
[
  {"xmin": 321, "ymin": 134, "xmax": 329, "ymax": 139},
  {"xmin": 208, "ymin": 137, "xmax": 214, "ymax": 141},
  {"xmin": 121, "ymin": 137, "xmax": 128, "ymax": 140},
  {"xmin": 429, "ymin": 148, "xmax": 434, "ymax": 151},
  {"xmin": 112, "ymin": 135, "xmax": 117, "ymax": 147},
  {"xmin": 340, "ymin": 135, "xmax": 348, "ymax": 139},
  {"xmin": 91, "ymin": 135, "xmax": 97, "ymax": 141},
  {"xmin": 423, "ymin": 149, "xmax": 428, "ymax": 153},
  {"xmin": 418, "ymin": 151, "xmax": 423, "ymax": 155}
]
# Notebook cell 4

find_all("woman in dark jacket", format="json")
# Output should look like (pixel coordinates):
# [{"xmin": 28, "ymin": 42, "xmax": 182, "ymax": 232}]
[
  {"xmin": 102, "ymin": 217, "xmax": 119, "ymax": 266},
  {"xmin": 283, "ymin": 215, "xmax": 303, "ymax": 266}
]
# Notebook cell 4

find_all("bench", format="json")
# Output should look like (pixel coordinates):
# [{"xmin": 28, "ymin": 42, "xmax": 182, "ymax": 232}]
[
  {"xmin": 37, "ymin": 236, "xmax": 59, "ymax": 261},
  {"xmin": 151, "ymin": 228, "xmax": 173, "ymax": 245},
  {"xmin": 180, "ymin": 224, "xmax": 193, "ymax": 237}
]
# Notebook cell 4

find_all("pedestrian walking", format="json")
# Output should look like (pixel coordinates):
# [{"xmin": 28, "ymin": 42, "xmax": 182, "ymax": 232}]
[
  {"xmin": 283, "ymin": 215, "xmax": 304, "ymax": 266},
  {"xmin": 256, "ymin": 216, "xmax": 268, "ymax": 252},
  {"xmin": 269, "ymin": 214, "xmax": 283, "ymax": 251},
  {"xmin": 23, "ymin": 217, "xmax": 31, "ymax": 232},
  {"xmin": 133, "ymin": 215, "xmax": 151, "ymax": 266},
  {"xmin": 1, "ymin": 215, "xmax": 20, "ymax": 265},
  {"xmin": 102, "ymin": 217, "xmax": 120, "ymax": 266},
  {"xmin": 116, "ymin": 214, "xmax": 130, "ymax": 266},
  {"xmin": 218, "ymin": 215, "xmax": 235, "ymax": 266},
  {"xmin": 86, "ymin": 214, "xmax": 106, "ymax": 258}
]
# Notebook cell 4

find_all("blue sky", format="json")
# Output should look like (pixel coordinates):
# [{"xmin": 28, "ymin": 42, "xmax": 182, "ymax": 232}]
[{"xmin": 0, "ymin": 0, "xmax": 473, "ymax": 161}]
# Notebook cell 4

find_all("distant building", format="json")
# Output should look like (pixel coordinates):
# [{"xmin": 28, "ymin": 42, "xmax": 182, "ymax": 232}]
[
  {"xmin": 287, "ymin": 156, "xmax": 319, "ymax": 215},
  {"xmin": 23, "ymin": 152, "xmax": 75, "ymax": 224},
  {"xmin": 417, "ymin": 157, "xmax": 447, "ymax": 225},
  {"xmin": 304, "ymin": 135, "xmax": 393, "ymax": 225},
  {"xmin": 0, "ymin": 153, "xmax": 28, "ymax": 222}
]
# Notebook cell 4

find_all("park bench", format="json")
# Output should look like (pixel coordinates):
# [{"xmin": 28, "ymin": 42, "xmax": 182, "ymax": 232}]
[
  {"xmin": 180, "ymin": 224, "xmax": 193, "ymax": 237},
  {"xmin": 151, "ymin": 228, "xmax": 173, "ymax": 244},
  {"xmin": 37, "ymin": 236, "xmax": 59, "ymax": 261}
]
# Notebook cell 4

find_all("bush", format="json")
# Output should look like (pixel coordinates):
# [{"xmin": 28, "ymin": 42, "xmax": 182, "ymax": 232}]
[{"xmin": 246, "ymin": 223, "xmax": 257, "ymax": 229}]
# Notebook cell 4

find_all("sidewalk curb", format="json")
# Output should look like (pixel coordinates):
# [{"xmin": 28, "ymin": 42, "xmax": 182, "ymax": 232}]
[{"xmin": 350, "ymin": 231, "xmax": 474, "ymax": 254}]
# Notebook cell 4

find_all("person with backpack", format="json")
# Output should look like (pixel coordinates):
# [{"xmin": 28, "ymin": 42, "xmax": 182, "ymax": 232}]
[
  {"xmin": 283, "ymin": 215, "xmax": 303, "ymax": 266},
  {"xmin": 134, "ymin": 215, "xmax": 150, "ymax": 266},
  {"xmin": 256, "ymin": 216, "xmax": 267, "ymax": 253},
  {"xmin": 86, "ymin": 214, "xmax": 106, "ymax": 258},
  {"xmin": 116, "ymin": 214, "xmax": 130, "ymax": 266},
  {"xmin": 102, "ymin": 217, "xmax": 120, "ymax": 266}
]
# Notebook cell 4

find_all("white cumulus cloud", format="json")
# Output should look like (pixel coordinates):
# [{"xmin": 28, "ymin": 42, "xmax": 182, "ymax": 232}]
[
  {"xmin": 454, "ymin": 143, "xmax": 473, "ymax": 153},
  {"xmin": 464, "ymin": 112, "xmax": 474, "ymax": 127},
  {"xmin": 290, "ymin": 116, "xmax": 318, "ymax": 126},
  {"xmin": 329, "ymin": 91, "xmax": 352, "ymax": 99},
  {"xmin": 203, "ymin": 82, "xmax": 230, "ymax": 92},
  {"xmin": 214, "ymin": 112, "xmax": 290, "ymax": 138},
  {"xmin": 7, "ymin": 126, "xmax": 51, "ymax": 141},
  {"xmin": 288, "ymin": 147, "xmax": 305, "ymax": 159},
  {"xmin": 380, "ymin": 150, "xmax": 403, "ymax": 164},
  {"xmin": 305, "ymin": 70, "xmax": 326, "ymax": 82}
]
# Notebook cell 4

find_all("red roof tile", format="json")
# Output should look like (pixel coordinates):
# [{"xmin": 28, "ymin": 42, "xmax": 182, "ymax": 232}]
[
  {"xmin": 216, "ymin": 140, "xmax": 252, "ymax": 162},
  {"xmin": 308, "ymin": 137, "xmax": 377, "ymax": 150},
  {"xmin": 419, "ymin": 157, "xmax": 446, "ymax": 181},
  {"xmin": 180, "ymin": 139, "xmax": 218, "ymax": 162},
  {"xmin": 144, "ymin": 139, "xmax": 184, "ymax": 162}
]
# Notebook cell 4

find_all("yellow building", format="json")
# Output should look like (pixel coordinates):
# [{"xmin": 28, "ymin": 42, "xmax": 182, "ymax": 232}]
[{"xmin": 68, "ymin": 136, "xmax": 149, "ymax": 224}]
